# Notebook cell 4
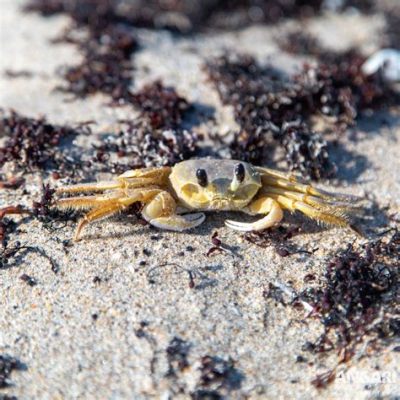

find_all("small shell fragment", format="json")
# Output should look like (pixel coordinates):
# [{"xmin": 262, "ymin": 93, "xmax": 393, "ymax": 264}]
[{"xmin": 362, "ymin": 49, "xmax": 400, "ymax": 82}]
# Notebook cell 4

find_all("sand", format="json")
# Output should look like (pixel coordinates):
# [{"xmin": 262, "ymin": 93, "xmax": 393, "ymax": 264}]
[{"xmin": 0, "ymin": 1, "xmax": 399, "ymax": 399}]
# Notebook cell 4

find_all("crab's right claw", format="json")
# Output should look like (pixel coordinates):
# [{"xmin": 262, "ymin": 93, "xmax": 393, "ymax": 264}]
[
  {"xmin": 141, "ymin": 191, "xmax": 205, "ymax": 231},
  {"xmin": 148, "ymin": 213, "xmax": 205, "ymax": 231}
]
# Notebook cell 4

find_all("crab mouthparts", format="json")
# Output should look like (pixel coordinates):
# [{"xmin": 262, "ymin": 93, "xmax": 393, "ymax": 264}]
[{"xmin": 210, "ymin": 197, "xmax": 233, "ymax": 209}]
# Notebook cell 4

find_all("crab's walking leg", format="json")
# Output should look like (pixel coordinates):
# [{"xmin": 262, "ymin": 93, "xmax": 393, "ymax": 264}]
[
  {"xmin": 255, "ymin": 167, "xmax": 354, "ymax": 227},
  {"xmin": 142, "ymin": 191, "xmax": 205, "ymax": 232},
  {"xmin": 255, "ymin": 166, "xmax": 353, "ymax": 203},
  {"xmin": 225, "ymin": 197, "xmax": 283, "ymax": 232},
  {"xmin": 57, "ymin": 195, "xmax": 119, "ymax": 210},
  {"xmin": 74, "ymin": 202, "xmax": 127, "ymax": 241},
  {"xmin": 69, "ymin": 189, "xmax": 161, "ymax": 241},
  {"xmin": 56, "ymin": 180, "xmax": 123, "ymax": 194},
  {"xmin": 266, "ymin": 192, "xmax": 348, "ymax": 227},
  {"xmin": 56, "ymin": 167, "xmax": 171, "ymax": 194},
  {"xmin": 59, "ymin": 189, "xmax": 205, "ymax": 240}
]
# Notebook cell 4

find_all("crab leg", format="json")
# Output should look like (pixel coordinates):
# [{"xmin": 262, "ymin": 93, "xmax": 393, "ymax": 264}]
[
  {"xmin": 225, "ymin": 197, "xmax": 283, "ymax": 232},
  {"xmin": 255, "ymin": 167, "xmax": 355, "ymax": 226},
  {"xmin": 255, "ymin": 166, "xmax": 354, "ymax": 201},
  {"xmin": 74, "ymin": 202, "xmax": 129, "ymax": 241},
  {"xmin": 56, "ymin": 186, "xmax": 160, "ymax": 209},
  {"xmin": 261, "ymin": 187, "xmax": 351, "ymax": 210},
  {"xmin": 59, "ymin": 188, "xmax": 162, "ymax": 241},
  {"xmin": 266, "ymin": 193, "xmax": 348, "ymax": 227},
  {"xmin": 142, "ymin": 191, "xmax": 205, "ymax": 232},
  {"xmin": 57, "ymin": 194, "xmax": 120, "ymax": 210},
  {"xmin": 57, "ymin": 187, "xmax": 204, "ymax": 240},
  {"xmin": 56, "ymin": 166, "xmax": 171, "ymax": 194},
  {"xmin": 55, "ymin": 179, "xmax": 156, "ymax": 194}
]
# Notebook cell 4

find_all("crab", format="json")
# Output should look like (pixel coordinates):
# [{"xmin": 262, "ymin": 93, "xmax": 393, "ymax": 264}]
[{"xmin": 56, "ymin": 158, "xmax": 353, "ymax": 241}]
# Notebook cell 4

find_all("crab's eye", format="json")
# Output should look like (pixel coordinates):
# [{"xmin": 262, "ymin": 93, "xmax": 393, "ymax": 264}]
[
  {"xmin": 196, "ymin": 168, "xmax": 208, "ymax": 187},
  {"xmin": 234, "ymin": 163, "xmax": 245, "ymax": 183}
]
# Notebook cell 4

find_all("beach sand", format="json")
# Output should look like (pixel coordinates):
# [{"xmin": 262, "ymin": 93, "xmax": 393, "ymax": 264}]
[{"xmin": 1, "ymin": 1, "xmax": 399, "ymax": 398}]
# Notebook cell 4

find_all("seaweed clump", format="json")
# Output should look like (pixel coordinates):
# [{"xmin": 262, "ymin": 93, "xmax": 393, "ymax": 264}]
[
  {"xmin": 166, "ymin": 337, "xmax": 191, "ymax": 376},
  {"xmin": 130, "ymin": 80, "xmax": 191, "ymax": 129},
  {"xmin": 294, "ymin": 51, "xmax": 397, "ymax": 127},
  {"xmin": 24, "ymin": 0, "xmax": 374, "ymax": 33},
  {"xmin": 206, "ymin": 52, "xmax": 399, "ymax": 179},
  {"xmin": 0, "ymin": 354, "xmax": 25, "ymax": 389},
  {"xmin": 25, "ymin": 1, "xmax": 139, "ymax": 102},
  {"xmin": 303, "ymin": 230, "xmax": 400, "ymax": 387},
  {"xmin": 0, "ymin": 110, "xmax": 84, "ymax": 177},
  {"xmin": 277, "ymin": 30, "xmax": 323, "ymax": 56},
  {"xmin": 244, "ymin": 225, "xmax": 318, "ymax": 257},
  {"xmin": 91, "ymin": 81, "xmax": 200, "ymax": 172},
  {"xmin": 380, "ymin": 6, "xmax": 400, "ymax": 50},
  {"xmin": 59, "ymin": 25, "xmax": 138, "ymax": 102},
  {"xmin": 93, "ymin": 122, "xmax": 200, "ymax": 173},
  {"xmin": 0, "ymin": 206, "xmax": 28, "ymax": 249},
  {"xmin": 24, "ymin": 0, "xmax": 376, "ymax": 103},
  {"xmin": 206, "ymin": 54, "xmax": 335, "ymax": 179},
  {"xmin": 191, "ymin": 355, "xmax": 244, "ymax": 399}
]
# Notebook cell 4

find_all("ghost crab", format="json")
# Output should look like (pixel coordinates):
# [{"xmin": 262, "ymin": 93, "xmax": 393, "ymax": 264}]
[{"xmin": 56, "ymin": 158, "xmax": 353, "ymax": 241}]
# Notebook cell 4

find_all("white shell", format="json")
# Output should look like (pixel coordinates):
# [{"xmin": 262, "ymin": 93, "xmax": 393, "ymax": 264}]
[{"xmin": 362, "ymin": 49, "xmax": 400, "ymax": 82}]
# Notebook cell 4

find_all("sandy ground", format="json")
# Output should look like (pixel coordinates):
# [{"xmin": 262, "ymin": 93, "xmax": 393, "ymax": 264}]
[{"xmin": 1, "ymin": 1, "xmax": 399, "ymax": 399}]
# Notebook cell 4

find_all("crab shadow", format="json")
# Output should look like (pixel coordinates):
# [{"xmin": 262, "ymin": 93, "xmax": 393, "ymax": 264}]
[
  {"xmin": 78, "ymin": 209, "xmax": 348, "ymax": 244},
  {"xmin": 356, "ymin": 111, "xmax": 400, "ymax": 137},
  {"xmin": 328, "ymin": 140, "xmax": 371, "ymax": 184},
  {"xmin": 350, "ymin": 197, "xmax": 392, "ymax": 238}
]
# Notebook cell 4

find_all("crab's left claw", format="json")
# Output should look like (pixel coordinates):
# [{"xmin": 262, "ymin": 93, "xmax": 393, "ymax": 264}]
[{"xmin": 225, "ymin": 197, "xmax": 283, "ymax": 232}]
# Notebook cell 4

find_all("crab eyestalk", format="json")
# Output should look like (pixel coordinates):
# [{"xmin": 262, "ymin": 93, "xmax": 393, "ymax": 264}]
[
  {"xmin": 196, "ymin": 168, "xmax": 208, "ymax": 187},
  {"xmin": 230, "ymin": 163, "xmax": 245, "ymax": 192}
]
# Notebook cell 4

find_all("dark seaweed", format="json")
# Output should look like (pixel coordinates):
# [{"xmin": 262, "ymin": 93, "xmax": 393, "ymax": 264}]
[
  {"xmin": 32, "ymin": 184, "xmax": 56, "ymax": 221},
  {"xmin": 381, "ymin": 7, "xmax": 400, "ymax": 50},
  {"xmin": 0, "ymin": 206, "xmax": 30, "ymax": 248},
  {"xmin": 244, "ymin": 225, "xmax": 318, "ymax": 257},
  {"xmin": 92, "ymin": 120, "xmax": 200, "ymax": 173},
  {"xmin": 58, "ymin": 26, "xmax": 138, "ymax": 102},
  {"xmin": 0, "ymin": 110, "xmax": 84, "ymax": 177},
  {"xmin": 0, "ymin": 202, "xmax": 59, "ymax": 273},
  {"xmin": 294, "ymin": 51, "xmax": 397, "ymax": 126},
  {"xmin": 23, "ymin": 1, "xmax": 391, "ymax": 180},
  {"xmin": 24, "ymin": 0, "xmax": 375, "ymax": 108},
  {"xmin": 206, "ymin": 52, "xmax": 399, "ymax": 179},
  {"xmin": 281, "ymin": 122, "xmax": 336, "ymax": 180},
  {"xmin": 130, "ymin": 81, "xmax": 191, "ymax": 129},
  {"xmin": 193, "ymin": 355, "xmax": 244, "ymax": 397},
  {"xmin": 163, "ymin": 337, "xmax": 243, "ymax": 397},
  {"xmin": 278, "ymin": 30, "xmax": 323, "ymax": 56},
  {"xmin": 166, "ymin": 337, "xmax": 191, "ymax": 376},
  {"xmin": 205, "ymin": 54, "xmax": 334, "ymax": 178},
  {"xmin": 24, "ymin": 0, "xmax": 373, "ymax": 33},
  {"xmin": 25, "ymin": 1, "xmax": 139, "ymax": 102},
  {"xmin": 0, "ymin": 355, "xmax": 25, "ymax": 389},
  {"xmin": 303, "ymin": 230, "xmax": 400, "ymax": 387},
  {"xmin": 86, "ymin": 79, "xmax": 200, "ymax": 172},
  {"xmin": 20, "ymin": 273, "xmax": 38, "ymax": 286},
  {"xmin": 1, "ymin": 243, "xmax": 59, "ymax": 274}
]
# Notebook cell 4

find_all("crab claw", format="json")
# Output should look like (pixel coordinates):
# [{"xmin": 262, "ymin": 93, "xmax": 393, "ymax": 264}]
[
  {"xmin": 225, "ymin": 215, "xmax": 277, "ymax": 232},
  {"xmin": 149, "ymin": 213, "xmax": 205, "ymax": 232},
  {"xmin": 225, "ymin": 197, "xmax": 283, "ymax": 232}
]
